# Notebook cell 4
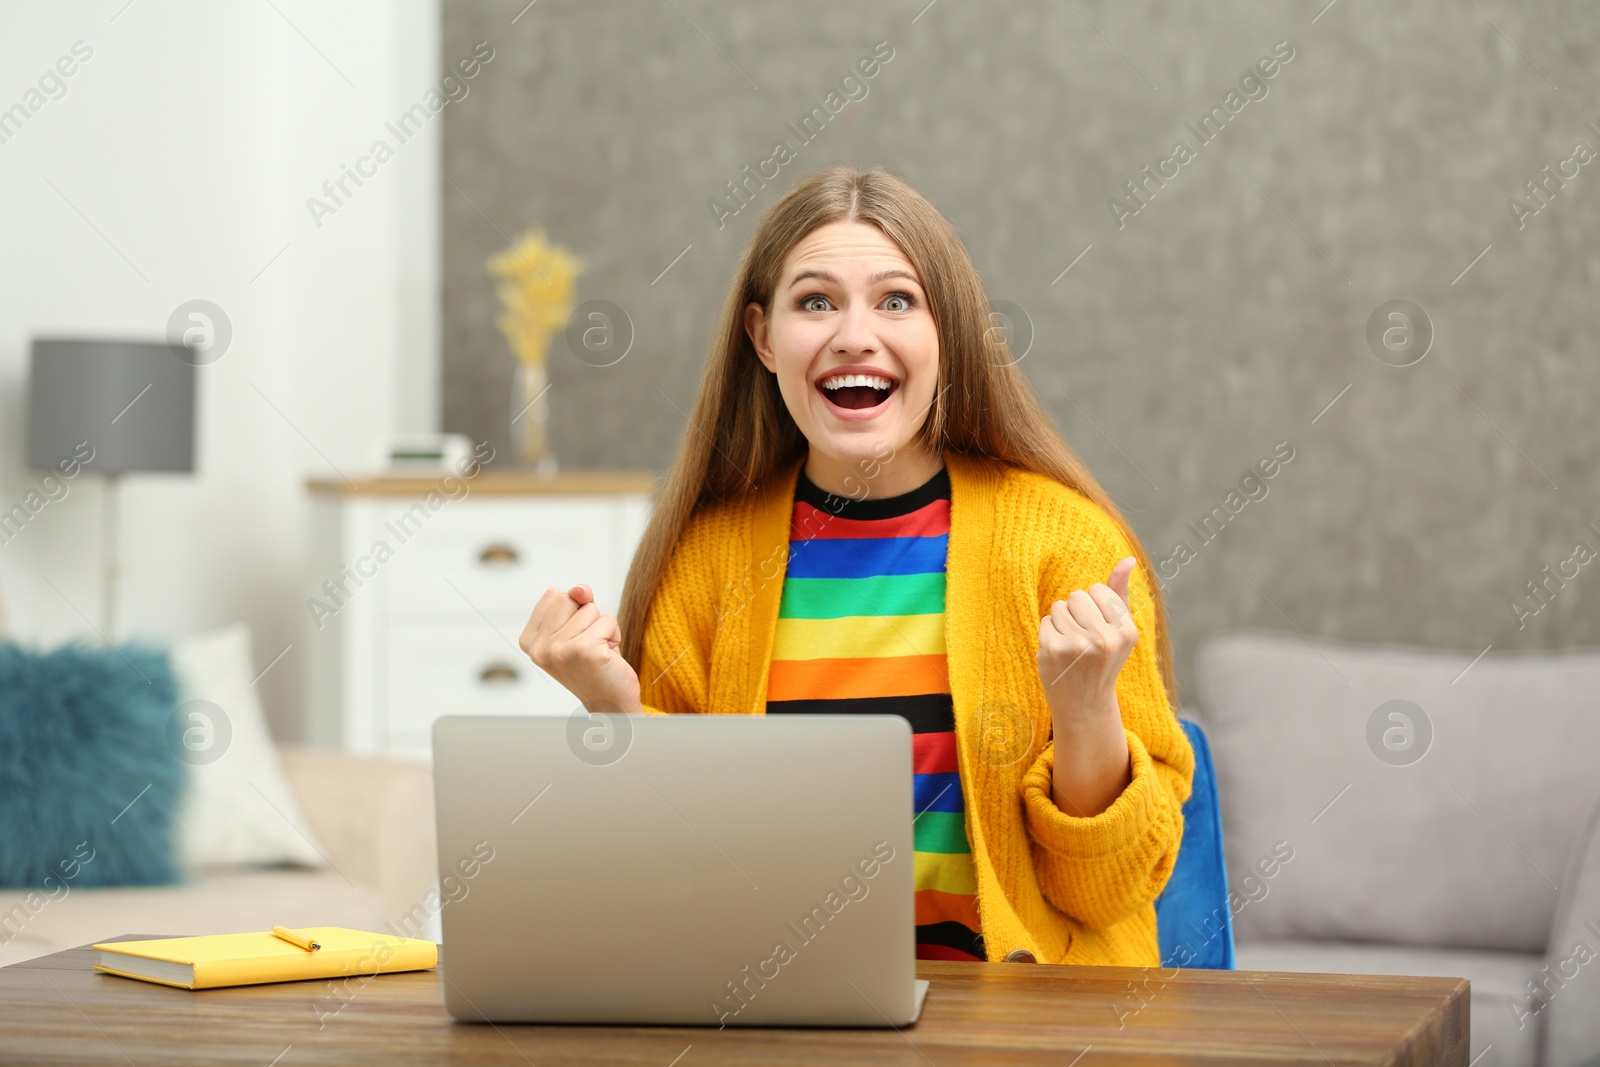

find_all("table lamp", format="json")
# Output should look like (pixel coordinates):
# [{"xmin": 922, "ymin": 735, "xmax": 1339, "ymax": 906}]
[{"xmin": 26, "ymin": 338, "xmax": 196, "ymax": 640}]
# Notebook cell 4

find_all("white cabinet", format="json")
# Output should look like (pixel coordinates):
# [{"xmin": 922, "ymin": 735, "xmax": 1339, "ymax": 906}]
[{"xmin": 304, "ymin": 471, "xmax": 656, "ymax": 761}]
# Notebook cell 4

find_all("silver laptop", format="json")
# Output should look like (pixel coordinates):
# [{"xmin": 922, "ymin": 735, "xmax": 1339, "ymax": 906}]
[{"xmin": 431, "ymin": 712, "xmax": 930, "ymax": 1027}]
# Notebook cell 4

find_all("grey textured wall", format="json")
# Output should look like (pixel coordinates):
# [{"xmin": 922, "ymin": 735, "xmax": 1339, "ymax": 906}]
[{"xmin": 441, "ymin": 0, "xmax": 1599, "ymax": 705}]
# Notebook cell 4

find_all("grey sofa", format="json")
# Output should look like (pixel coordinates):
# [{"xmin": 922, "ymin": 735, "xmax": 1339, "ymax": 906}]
[{"xmin": 1192, "ymin": 630, "xmax": 1600, "ymax": 1067}]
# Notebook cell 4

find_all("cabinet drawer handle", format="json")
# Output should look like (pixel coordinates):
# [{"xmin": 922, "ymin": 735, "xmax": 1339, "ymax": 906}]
[
  {"xmin": 478, "ymin": 543, "xmax": 520, "ymax": 566},
  {"xmin": 479, "ymin": 663, "xmax": 520, "ymax": 684}
]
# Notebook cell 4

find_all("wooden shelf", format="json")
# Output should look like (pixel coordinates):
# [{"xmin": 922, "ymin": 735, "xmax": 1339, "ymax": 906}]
[{"xmin": 306, "ymin": 469, "xmax": 659, "ymax": 497}]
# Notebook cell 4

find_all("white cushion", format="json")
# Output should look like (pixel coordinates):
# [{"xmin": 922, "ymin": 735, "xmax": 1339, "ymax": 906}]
[
  {"xmin": 1236, "ymin": 938, "xmax": 1540, "ymax": 1067},
  {"xmin": 1197, "ymin": 630, "xmax": 1600, "ymax": 953},
  {"xmin": 168, "ymin": 624, "xmax": 328, "ymax": 869}
]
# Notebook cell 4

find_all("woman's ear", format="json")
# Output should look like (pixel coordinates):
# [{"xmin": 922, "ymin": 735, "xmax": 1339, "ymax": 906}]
[{"xmin": 744, "ymin": 301, "xmax": 777, "ymax": 373}]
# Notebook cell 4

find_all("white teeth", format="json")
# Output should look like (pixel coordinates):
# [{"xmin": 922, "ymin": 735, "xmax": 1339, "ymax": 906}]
[{"xmin": 820, "ymin": 374, "xmax": 894, "ymax": 391}]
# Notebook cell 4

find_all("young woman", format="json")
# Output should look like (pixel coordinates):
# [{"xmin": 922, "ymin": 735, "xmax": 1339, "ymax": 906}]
[{"xmin": 522, "ymin": 164, "xmax": 1195, "ymax": 968}]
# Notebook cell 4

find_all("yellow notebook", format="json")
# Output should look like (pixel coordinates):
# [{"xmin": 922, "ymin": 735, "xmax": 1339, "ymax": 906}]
[{"xmin": 92, "ymin": 928, "xmax": 438, "ymax": 990}]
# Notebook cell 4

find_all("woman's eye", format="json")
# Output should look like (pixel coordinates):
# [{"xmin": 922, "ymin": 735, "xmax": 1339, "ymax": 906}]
[
  {"xmin": 883, "ymin": 293, "xmax": 912, "ymax": 312},
  {"xmin": 801, "ymin": 295, "xmax": 831, "ymax": 312}
]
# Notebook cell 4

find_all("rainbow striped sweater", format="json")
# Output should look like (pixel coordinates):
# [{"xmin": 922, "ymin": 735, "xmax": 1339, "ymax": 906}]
[{"xmin": 765, "ymin": 464, "xmax": 986, "ymax": 961}]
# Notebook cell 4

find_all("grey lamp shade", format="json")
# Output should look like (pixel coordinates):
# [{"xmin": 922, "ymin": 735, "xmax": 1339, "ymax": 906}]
[{"xmin": 27, "ymin": 339, "xmax": 196, "ymax": 474}]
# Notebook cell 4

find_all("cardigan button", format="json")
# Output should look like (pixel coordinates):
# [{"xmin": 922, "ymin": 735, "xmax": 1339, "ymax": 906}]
[{"xmin": 1002, "ymin": 949, "xmax": 1037, "ymax": 964}]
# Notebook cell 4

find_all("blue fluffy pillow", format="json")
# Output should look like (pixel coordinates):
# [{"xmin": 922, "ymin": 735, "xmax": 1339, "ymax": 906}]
[{"xmin": 0, "ymin": 639, "xmax": 186, "ymax": 887}]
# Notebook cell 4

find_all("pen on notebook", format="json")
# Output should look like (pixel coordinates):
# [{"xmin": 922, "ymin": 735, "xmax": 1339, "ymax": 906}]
[{"xmin": 272, "ymin": 926, "xmax": 320, "ymax": 952}]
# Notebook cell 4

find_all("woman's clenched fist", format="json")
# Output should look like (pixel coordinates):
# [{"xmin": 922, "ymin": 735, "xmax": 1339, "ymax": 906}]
[{"xmin": 520, "ymin": 583, "xmax": 642, "ymax": 714}]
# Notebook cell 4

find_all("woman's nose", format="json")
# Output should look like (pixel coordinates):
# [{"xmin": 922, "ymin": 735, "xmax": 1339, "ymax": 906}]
[{"xmin": 832, "ymin": 302, "xmax": 878, "ymax": 353}]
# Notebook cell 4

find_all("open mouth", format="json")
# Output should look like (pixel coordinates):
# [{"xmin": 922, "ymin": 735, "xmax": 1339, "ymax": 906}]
[{"xmin": 816, "ymin": 372, "xmax": 898, "ymax": 412}]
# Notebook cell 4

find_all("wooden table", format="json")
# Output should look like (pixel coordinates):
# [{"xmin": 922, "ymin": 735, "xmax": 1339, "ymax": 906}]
[{"xmin": 1, "ymin": 937, "xmax": 1468, "ymax": 1065}]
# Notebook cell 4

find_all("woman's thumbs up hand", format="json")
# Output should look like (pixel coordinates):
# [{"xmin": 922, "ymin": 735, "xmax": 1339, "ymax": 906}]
[{"xmin": 1036, "ymin": 556, "xmax": 1139, "ymax": 726}]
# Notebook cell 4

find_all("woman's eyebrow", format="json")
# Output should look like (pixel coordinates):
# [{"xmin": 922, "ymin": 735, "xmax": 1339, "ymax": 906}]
[{"xmin": 785, "ymin": 267, "xmax": 922, "ymax": 289}]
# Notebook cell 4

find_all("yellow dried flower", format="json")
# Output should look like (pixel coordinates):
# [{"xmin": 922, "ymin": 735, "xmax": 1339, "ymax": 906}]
[{"xmin": 488, "ymin": 228, "xmax": 583, "ymax": 370}]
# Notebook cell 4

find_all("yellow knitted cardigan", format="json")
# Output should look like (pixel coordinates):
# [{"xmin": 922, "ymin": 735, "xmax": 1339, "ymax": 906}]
[{"xmin": 636, "ymin": 449, "xmax": 1195, "ymax": 966}]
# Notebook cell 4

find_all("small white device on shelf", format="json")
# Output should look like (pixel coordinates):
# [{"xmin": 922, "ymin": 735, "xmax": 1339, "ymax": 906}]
[{"xmin": 378, "ymin": 433, "xmax": 473, "ymax": 471}]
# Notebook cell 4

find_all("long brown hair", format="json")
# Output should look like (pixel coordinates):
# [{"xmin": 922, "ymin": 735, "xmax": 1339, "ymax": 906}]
[{"xmin": 617, "ymin": 164, "xmax": 1180, "ymax": 712}]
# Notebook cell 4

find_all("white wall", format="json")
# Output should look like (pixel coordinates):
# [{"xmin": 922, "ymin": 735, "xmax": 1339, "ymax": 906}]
[{"xmin": 0, "ymin": 0, "xmax": 439, "ymax": 740}]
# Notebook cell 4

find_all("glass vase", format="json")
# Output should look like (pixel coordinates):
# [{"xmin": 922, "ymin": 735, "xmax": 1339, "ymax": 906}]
[{"xmin": 511, "ymin": 358, "xmax": 557, "ymax": 475}]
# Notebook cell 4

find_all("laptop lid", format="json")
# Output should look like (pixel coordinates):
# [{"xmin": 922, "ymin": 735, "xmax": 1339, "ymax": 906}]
[{"xmin": 431, "ymin": 713, "xmax": 927, "ymax": 1027}]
